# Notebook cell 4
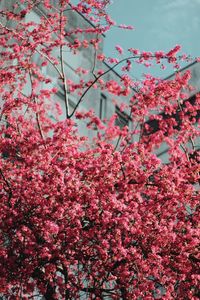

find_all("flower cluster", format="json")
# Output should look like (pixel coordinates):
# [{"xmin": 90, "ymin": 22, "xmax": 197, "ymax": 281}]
[{"xmin": 0, "ymin": 0, "xmax": 199, "ymax": 299}]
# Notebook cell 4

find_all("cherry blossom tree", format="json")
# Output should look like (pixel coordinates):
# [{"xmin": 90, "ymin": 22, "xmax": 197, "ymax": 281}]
[{"xmin": 0, "ymin": 0, "xmax": 199, "ymax": 299}]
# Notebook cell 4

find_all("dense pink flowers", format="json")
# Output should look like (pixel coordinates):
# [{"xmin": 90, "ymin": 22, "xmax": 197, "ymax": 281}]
[{"xmin": 0, "ymin": 0, "xmax": 199, "ymax": 299}]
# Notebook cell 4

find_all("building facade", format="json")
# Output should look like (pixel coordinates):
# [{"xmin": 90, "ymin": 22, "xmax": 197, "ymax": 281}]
[
  {"xmin": 0, "ymin": 0, "xmax": 199, "ymax": 159},
  {"xmin": 154, "ymin": 61, "xmax": 200, "ymax": 162}
]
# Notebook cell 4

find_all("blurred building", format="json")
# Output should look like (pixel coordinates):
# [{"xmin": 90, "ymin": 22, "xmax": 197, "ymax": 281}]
[
  {"xmin": 0, "ymin": 0, "xmax": 135, "ymax": 138},
  {"xmin": 152, "ymin": 61, "xmax": 200, "ymax": 161},
  {"xmin": 0, "ymin": 0, "xmax": 199, "ymax": 158},
  {"xmin": 53, "ymin": 7, "xmax": 135, "ymax": 138}
]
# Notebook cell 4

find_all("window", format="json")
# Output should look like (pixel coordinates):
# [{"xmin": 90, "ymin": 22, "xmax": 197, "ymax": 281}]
[
  {"xmin": 115, "ymin": 106, "xmax": 129, "ymax": 129},
  {"xmin": 99, "ymin": 93, "xmax": 107, "ymax": 120},
  {"xmin": 144, "ymin": 95, "xmax": 200, "ymax": 136}
]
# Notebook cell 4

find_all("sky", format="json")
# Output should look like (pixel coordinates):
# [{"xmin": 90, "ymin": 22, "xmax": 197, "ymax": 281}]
[{"xmin": 104, "ymin": 0, "xmax": 200, "ymax": 78}]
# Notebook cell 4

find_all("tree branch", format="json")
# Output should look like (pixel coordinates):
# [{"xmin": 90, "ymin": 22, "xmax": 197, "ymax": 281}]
[
  {"xmin": 0, "ymin": 168, "xmax": 12, "ymax": 208},
  {"xmin": 59, "ymin": 9, "xmax": 69, "ymax": 119}
]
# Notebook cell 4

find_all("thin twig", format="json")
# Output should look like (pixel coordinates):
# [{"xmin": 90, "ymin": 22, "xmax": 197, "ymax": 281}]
[
  {"xmin": 0, "ymin": 168, "xmax": 12, "ymax": 207},
  {"xmin": 180, "ymin": 143, "xmax": 190, "ymax": 161},
  {"xmin": 139, "ymin": 116, "xmax": 145, "ymax": 142},
  {"xmin": 90, "ymin": 32, "xmax": 99, "ymax": 78},
  {"xmin": 59, "ymin": 9, "xmax": 69, "ymax": 118},
  {"xmin": 113, "ymin": 134, "xmax": 122, "ymax": 152},
  {"xmin": 28, "ymin": 71, "xmax": 45, "ymax": 142},
  {"xmin": 69, "ymin": 56, "xmax": 140, "ymax": 118}
]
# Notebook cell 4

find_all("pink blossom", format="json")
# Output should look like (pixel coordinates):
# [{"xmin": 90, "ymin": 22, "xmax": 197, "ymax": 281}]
[{"xmin": 115, "ymin": 45, "xmax": 124, "ymax": 55}]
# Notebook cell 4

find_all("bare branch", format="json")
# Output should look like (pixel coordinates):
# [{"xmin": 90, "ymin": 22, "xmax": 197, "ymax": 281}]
[
  {"xmin": 59, "ymin": 9, "xmax": 70, "ymax": 119},
  {"xmin": 69, "ymin": 56, "xmax": 141, "ymax": 118}
]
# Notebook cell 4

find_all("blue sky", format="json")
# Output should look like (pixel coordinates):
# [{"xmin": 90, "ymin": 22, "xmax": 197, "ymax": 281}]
[{"xmin": 104, "ymin": 0, "xmax": 200, "ymax": 78}]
